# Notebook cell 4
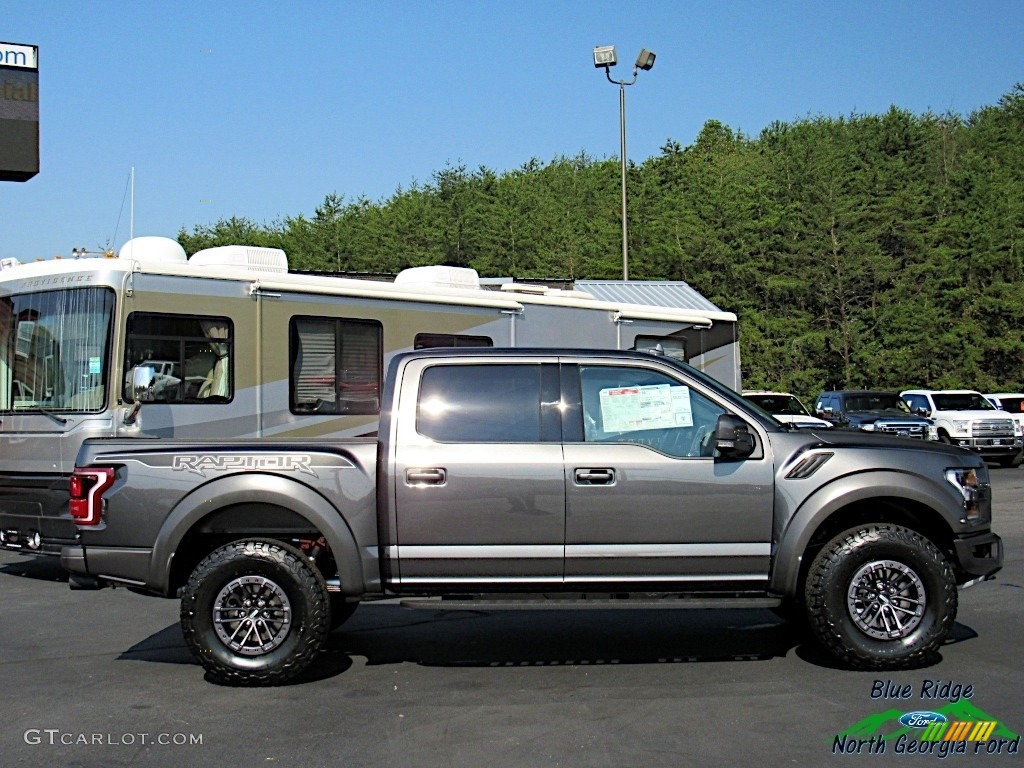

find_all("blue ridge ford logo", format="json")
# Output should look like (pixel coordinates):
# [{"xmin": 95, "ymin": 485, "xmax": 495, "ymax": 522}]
[{"xmin": 900, "ymin": 711, "xmax": 948, "ymax": 728}]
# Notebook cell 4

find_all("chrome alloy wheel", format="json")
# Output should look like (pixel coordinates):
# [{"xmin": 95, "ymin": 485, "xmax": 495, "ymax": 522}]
[
  {"xmin": 846, "ymin": 559, "xmax": 926, "ymax": 640},
  {"xmin": 213, "ymin": 575, "xmax": 292, "ymax": 655}
]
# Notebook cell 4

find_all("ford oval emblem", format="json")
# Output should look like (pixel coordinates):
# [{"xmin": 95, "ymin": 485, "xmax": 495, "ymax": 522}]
[{"xmin": 899, "ymin": 711, "xmax": 947, "ymax": 728}]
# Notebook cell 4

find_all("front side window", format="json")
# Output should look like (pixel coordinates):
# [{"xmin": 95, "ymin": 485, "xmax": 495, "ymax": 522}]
[
  {"xmin": 579, "ymin": 365, "xmax": 726, "ymax": 457},
  {"xmin": 124, "ymin": 313, "xmax": 233, "ymax": 403},
  {"xmin": 417, "ymin": 364, "xmax": 542, "ymax": 442},
  {"xmin": 291, "ymin": 317, "xmax": 381, "ymax": 414},
  {"xmin": 0, "ymin": 287, "xmax": 114, "ymax": 413}
]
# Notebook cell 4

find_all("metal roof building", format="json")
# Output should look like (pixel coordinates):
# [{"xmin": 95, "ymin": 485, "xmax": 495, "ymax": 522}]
[{"xmin": 574, "ymin": 280, "xmax": 726, "ymax": 315}]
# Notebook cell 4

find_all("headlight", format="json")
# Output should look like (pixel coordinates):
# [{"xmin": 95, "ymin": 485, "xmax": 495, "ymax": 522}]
[
  {"xmin": 945, "ymin": 467, "xmax": 986, "ymax": 522},
  {"xmin": 951, "ymin": 420, "xmax": 970, "ymax": 433}
]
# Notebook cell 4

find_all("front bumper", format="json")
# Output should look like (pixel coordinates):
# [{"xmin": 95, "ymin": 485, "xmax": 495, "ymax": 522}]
[
  {"xmin": 953, "ymin": 530, "xmax": 1003, "ymax": 582},
  {"xmin": 950, "ymin": 436, "xmax": 1022, "ymax": 456}
]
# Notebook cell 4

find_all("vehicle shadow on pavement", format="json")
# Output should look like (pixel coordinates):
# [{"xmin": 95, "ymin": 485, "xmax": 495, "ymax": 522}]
[
  {"xmin": 113, "ymin": 606, "xmax": 982, "ymax": 684},
  {"xmin": 324, "ymin": 604, "xmax": 800, "ymax": 669},
  {"xmin": 0, "ymin": 556, "xmax": 68, "ymax": 582}
]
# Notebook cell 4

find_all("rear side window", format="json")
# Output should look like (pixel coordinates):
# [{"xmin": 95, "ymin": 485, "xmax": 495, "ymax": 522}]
[
  {"xmin": 417, "ymin": 364, "xmax": 541, "ymax": 442},
  {"xmin": 290, "ymin": 317, "xmax": 382, "ymax": 414}
]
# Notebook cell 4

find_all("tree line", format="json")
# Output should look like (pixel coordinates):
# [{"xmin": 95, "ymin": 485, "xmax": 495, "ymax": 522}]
[{"xmin": 178, "ymin": 84, "xmax": 1024, "ymax": 401}]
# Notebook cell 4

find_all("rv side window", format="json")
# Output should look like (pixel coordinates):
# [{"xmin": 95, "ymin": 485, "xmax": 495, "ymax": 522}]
[
  {"xmin": 123, "ymin": 313, "xmax": 233, "ymax": 403},
  {"xmin": 290, "ymin": 317, "xmax": 382, "ymax": 415},
  {"xmin": 633, "ymin": 336, "xmax": 686, "ymax": 362},
  {"xmin": 414, "ymin": 333, "xmax": 493, "ymax": 349}
]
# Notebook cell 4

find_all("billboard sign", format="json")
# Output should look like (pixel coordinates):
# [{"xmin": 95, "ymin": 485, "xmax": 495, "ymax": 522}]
[{"xmin": 0, "ymin": 41, "xmax": 39, "ymax": 182}]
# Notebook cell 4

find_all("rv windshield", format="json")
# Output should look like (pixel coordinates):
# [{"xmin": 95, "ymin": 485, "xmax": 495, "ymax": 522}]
[{"xmin": 0, "ymin": 287, "xmax": 114, "ymax": 413}]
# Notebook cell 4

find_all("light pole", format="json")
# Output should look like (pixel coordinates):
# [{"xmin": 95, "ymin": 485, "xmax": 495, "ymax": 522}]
[{"xmin": 593, "ymin": 45, "xmax": 655, "ymax": 281}]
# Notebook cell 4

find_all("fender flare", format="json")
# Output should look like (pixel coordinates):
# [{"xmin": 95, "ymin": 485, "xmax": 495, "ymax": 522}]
[
  {"xmin": 770, "ymin": 469, "xmax": 959, "ymax": 598},
  {"xmin": 148, "ymin": 473, "xmax": 364, "ymax": 596}
]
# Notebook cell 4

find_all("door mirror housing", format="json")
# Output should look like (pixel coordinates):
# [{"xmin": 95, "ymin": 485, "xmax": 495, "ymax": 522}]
[
  {"xmin": 714, "ymin": 414, "xmax": 755, "ymax": 459},
  {"xmin": 130, "ymin": 365, "xmax": 157, "ymax": 403}
]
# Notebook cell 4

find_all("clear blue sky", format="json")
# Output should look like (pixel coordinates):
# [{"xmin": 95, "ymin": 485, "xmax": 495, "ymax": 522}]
[{"xmin": 1, "ymin": 0, "xmax": 1020, "ymax": 261}]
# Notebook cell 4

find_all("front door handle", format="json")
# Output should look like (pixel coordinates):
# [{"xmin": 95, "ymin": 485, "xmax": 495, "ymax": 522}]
[
  {"xmin": 574, "ymin": 468, "xmax": 615, "ymax": 485},
  {"xmin": 406, "ymin": 468, "xmax": 447, "ymax": 485}
]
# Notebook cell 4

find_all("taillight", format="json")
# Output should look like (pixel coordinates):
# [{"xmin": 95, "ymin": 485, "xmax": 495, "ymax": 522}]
[{"xmin": 69, "ymin": 467, "xmax": 117, "ymax": 526}]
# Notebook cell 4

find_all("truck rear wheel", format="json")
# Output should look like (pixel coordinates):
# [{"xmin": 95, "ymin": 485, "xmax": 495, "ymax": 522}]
[
  {"xmin": 804, "ymin": 524, "xmax": 956, "ymax": 669},
  {"xmin": 180, "ymin": 539, "xmax": 330, "ymax": 685}
]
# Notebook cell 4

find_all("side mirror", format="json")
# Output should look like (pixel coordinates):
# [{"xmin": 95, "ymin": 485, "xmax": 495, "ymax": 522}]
[
  {"xmin": 914, "ymin": 407, "xmax": 931, "ymax": 417},
  {"xmin": 131, "ymin": 365, "xmax": 157, "ymax": 403},
  {"xmin": 714, "ymin": 413, "xmax": 755, "ymax": 459},
  {"xmin": 123, "ymin": 365, "xmax": 155, "ymax": 426}
]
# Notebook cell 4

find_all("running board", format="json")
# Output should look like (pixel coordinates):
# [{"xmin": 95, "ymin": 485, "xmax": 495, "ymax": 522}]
[{"xmin": 400, "ymin": 595, "xmax": 782, "ymax": 611}]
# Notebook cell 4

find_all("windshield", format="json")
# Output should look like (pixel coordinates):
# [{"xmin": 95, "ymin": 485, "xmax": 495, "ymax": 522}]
[
  {"xmin": 0, "ymin": 287, "xmax": 114, "ymax": 413},
  {"xmin": 745, "ymin": 393, "xmax": 810, "ymax": 417},
  {"xmin": 932, "ymin": 393, "xmax": 996, "ymax": 411},
  {"xmin": 845, "ymin": 393, "xmax": 910, "ymax": 412},
  {"xmin": 995, "ymin": 397, "xmax": 1024, "ymax": 413}
]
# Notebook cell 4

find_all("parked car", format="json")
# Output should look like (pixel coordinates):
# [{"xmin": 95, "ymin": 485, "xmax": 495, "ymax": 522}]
[
  {"xmin": 742, "ymin": 390, "xmax": 833, "ymax": 430},
  {"xmin": 984, "ymin": 393, "xmax": 1024, "ymax": 433},
  {"xmin": 901, "ymin": 389, "xmax": 1023, "ymax": 468},
  {"xmin": 813, "ymin": 390, "xmax": 936, "ymax": 440}
]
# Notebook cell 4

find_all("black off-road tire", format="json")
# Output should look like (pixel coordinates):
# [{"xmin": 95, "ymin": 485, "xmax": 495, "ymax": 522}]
[
  {"xmin": 180, "ymin": 539, "xmax": 331, "ymax": 685},
  {"xmin": 804, "ymin": 524, "xmax": 957, "ymax": 670},
  {"xmin": 329, "ymin": 594, "xmax": 359, "ymax": 630}
]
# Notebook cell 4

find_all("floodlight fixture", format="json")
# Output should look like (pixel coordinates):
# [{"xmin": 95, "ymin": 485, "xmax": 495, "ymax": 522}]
[
  {"xmin": 592, "ymin": 44, "xmax": 657, "ymax": 280},
  {"xmin": 635, "ymin": 49, "xmax": 656, "ymax": 71},
  {"xmin": 593, "ymin": 45, "xmax": 617, "ymax": 68}
]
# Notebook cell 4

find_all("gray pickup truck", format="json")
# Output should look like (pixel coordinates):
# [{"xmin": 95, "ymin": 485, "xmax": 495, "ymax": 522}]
[{"xmin": 63, "ymin": 348, "xmax": 1003, "ymax": 685}]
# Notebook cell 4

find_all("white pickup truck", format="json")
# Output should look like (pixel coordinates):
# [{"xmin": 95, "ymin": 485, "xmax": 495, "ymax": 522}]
[{"xmin": 901, "ymin": 389, "xmax": 1023, "ymax": 468}]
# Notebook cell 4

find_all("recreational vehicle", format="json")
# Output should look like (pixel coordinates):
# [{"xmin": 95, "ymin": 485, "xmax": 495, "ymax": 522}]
[{"xmin": 0, "ymin": 236, "xmax": 739, "ymax": 556}]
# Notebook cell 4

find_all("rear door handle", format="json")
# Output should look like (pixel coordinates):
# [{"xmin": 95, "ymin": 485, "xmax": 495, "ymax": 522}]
[
  {"xmin": 574, "ymin": 468, "xmax": 615, "ymax": 485},
  {"xmin": 406, "ymin": 468, "xmax": 447, "ymax": 485}
]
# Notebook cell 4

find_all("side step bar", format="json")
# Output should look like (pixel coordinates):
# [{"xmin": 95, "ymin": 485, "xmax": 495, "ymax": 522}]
[{"xmin": 400, "ymin": 595, "xmax": 782, "ymax": 611}]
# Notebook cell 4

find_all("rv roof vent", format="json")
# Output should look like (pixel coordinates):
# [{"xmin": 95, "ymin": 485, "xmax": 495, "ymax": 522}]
[
  {"xmin": 189, "ymin": 245, "xmax": 289, "ymax": 274},
  {"xmin": 119, "ymin": 236, "xmax": 188, "ymax": 265},
  {"xmin": 1, "ymin": 257, "xmax": 21, "ymax": 271},
  {"xmin": 394, "ymin": 265, "xmax": 480, "ymax": 290}
]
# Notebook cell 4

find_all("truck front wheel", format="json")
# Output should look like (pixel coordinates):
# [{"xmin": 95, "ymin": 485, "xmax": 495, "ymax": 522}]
[
  {"xmin": 180, "ymin": 539, "xmax": 330, "ymax": 685},
  {"xmin": 804, "ymin": 524, "xmax": 956, "ymax": 669}
]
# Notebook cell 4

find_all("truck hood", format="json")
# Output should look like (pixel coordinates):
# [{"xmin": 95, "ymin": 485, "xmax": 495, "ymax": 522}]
[
  {"xmin": 846, "ymin": 409, "xmax": 931, "ymax": 424},
  {"xmin": 807, "ymin": 429, "xmax": 973, "ymax": 459},
  {"xmin": 932, "ymin": 409, "xmax": 1010, "ymax": 421}
]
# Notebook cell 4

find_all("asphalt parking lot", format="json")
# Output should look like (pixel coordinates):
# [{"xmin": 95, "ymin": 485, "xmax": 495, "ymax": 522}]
[{"xmin": 2, "ymin": 470, "xmax": 1022, "ymax": 768}]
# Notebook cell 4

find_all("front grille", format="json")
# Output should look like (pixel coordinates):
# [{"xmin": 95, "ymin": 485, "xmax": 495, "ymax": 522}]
[
  {"xmin": 973, "ymin": 419, "xmax": 1015, "ymax": 437},
  {"xmin": 875, "ymin": 422, "xmax": 926, "ymax": 439}
]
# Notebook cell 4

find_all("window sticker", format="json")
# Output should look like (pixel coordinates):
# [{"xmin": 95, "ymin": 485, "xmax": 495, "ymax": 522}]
[
  {"xmin": 88, "ymin": 356, "xmax": 102, "ymax": 375},
  {"xmin": 599, "ymin": 383, "xmax": 693, "ymax": 432}
]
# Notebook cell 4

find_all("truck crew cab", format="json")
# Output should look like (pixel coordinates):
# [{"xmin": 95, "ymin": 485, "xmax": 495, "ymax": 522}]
[{"xmin": 64, "ymin": 349, "xmax": 1002, "ymax": 684}]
